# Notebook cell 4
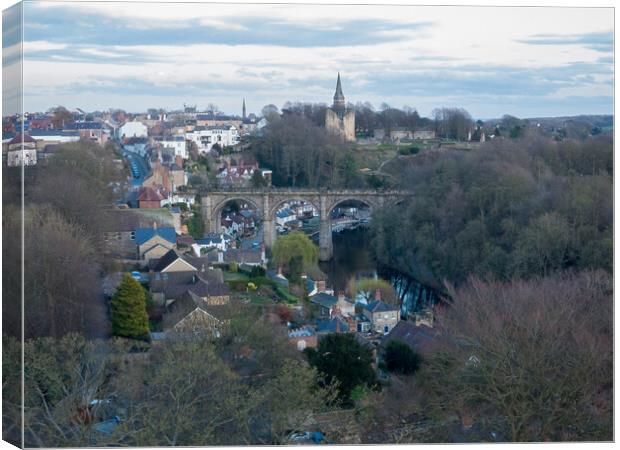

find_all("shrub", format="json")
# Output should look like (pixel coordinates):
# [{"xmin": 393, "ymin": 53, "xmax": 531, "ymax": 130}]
[{"xmin": 384, "ymin": 340, "xmax": 421, "ymax": 375}]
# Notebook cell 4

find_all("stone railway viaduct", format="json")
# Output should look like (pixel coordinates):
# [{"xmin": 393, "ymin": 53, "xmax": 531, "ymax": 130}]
[{"xmin": 201, "ymin": 188, "xmax": 409, "ymax": 260}]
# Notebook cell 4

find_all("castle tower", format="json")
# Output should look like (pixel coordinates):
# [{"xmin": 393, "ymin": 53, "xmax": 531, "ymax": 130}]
[
  {"xmin": 332, "ymin": 73, "xmax": 346, "ymax": 117},
  {"xmin": 242, "ymin": 98, "xmax": 247, "ymax": 120}
]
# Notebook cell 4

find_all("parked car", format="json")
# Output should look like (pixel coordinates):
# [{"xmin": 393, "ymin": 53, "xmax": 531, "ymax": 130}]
[{"xmin": 287, "ymin": 431, "xmax": 326, "ymax": 444}]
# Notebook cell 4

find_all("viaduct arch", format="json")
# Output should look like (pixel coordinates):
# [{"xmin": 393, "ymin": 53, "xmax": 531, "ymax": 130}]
[{"xmin": 201, "ymin": 188, "xmax": 409, "ymax": 261}]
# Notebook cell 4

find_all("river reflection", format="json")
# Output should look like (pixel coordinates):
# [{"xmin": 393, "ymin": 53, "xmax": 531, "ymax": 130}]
[{"xmin": 319, "ymin": 228, "xmax": 439, "ymax": 316}]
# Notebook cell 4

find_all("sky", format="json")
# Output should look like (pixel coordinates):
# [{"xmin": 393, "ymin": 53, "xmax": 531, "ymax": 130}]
[{"xmin": 2, "ymin": 1, "xmax": 615, "ymax": 119}]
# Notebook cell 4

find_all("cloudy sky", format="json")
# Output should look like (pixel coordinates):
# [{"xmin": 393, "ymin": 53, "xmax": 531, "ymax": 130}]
[{"xmin": 2, "ymin": 1, "xmax": 614, "ymax": 118}]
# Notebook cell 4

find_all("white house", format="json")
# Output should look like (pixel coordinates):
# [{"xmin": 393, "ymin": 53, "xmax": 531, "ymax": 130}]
[
  {"xmin": 117, "ymin": 121, "xmax": 148, "ymax": 140},
  {"xmin": 275, "ymin": 207, "xmax": 297, "ymax": 227},
  {"xmin": 160, "ymin": 193, "xmax": 196, "ymax": 208},
  {"xmin": 185, "ymin": 125, "xmax": 239, "ymax": 153},
  {"xmin": 29, "ymin": 129, "xmax": 81, "ymax": 144},
  {"xmin": 155, "ymin": 135, "xmax": 187, "ymax": 159},
  {"xmin": 191, "ymin": 233, "xmax": 230, "ymax": 256},
  {"xmin": 7, "ymin": 149, "xmax": 37, "ymax": 167}
]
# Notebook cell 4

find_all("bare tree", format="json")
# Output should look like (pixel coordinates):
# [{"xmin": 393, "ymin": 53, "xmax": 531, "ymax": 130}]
[{"xmin": 417, "ymin": 271, "xmax": 612, "ymax": 442}]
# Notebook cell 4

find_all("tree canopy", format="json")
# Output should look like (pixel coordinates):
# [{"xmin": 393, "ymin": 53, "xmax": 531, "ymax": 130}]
[
  {"xmin": 347, "ymin": 277, "xmax": 398, "ymax": 305},
  {"xmin": 417, "ymin": 271, "xmax": 612, "ymax": 442},
  {"xmin": 371, "ymin": 135, "xmax": 613, "ymax": 288},
  {"xmin": 272, "ymin": 231, "xmax": 318, "ymax": 281},
  {"xmin": 305, "ymin": 333, "xmax": 377, "ymax": 405},
  {"xmin": 384, "ymin": 341, "xmax": 421, "ymax": 375}
]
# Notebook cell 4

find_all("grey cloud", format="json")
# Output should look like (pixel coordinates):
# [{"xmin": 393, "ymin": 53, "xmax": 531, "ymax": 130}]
[{"xmin": 517, "ymin": 31, "xmax": 613, "ymax": 52}]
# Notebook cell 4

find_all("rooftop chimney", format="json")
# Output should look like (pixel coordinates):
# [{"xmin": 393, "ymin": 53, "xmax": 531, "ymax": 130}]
[{"xmin": 374, "ymin": 288, "xmax": 381, "ymax": 301}]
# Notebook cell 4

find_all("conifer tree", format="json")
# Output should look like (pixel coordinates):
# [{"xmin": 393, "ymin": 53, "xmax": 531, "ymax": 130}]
[{"xmin": 111, "ymin": 273, "xmax": 149, "ymax": 339}]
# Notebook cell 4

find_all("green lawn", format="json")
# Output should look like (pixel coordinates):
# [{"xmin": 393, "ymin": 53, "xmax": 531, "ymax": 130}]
[{"xmin": 223, "ymin": 272, "xmax": 250, "ymax": 282}]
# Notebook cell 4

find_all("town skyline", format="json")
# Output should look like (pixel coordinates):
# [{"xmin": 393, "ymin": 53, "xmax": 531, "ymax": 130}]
[{"xmin": 2, "ymin": 2, "xmax": 613, "ymax": 119}]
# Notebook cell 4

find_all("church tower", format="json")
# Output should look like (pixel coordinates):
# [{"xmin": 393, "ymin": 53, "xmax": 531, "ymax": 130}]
[{"xmin": 325, "ymin": 73, "xmax": 355, "ymax": 142}]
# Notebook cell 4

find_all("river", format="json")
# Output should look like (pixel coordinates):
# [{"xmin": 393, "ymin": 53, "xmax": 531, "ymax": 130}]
[{"xmin": 319, "ymin": 228, "xmax": 439, "ymax": 317}]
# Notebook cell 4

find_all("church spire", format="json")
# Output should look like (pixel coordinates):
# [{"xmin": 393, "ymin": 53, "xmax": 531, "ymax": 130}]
[
  {"xmin": 333, "ymin": 72, "xmax": 346, "ymax": 116},
  {"xmin": 242, "ymin": 98, "xmax": 247, "ymax": 120},
  {"xmin": 334, "ymin": 72, "xmax": 344, "ymax": 102}
]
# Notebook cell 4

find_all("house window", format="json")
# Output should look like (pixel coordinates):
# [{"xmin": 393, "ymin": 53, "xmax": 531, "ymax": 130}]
[
  {"xmin": 384, "ymin": 325, "xmax": 389, "ymax": 333},
  {"xmin": 297, "ymin": 340, "xmax": 307, "ymax": 351},
  {"xmin": 130, "ymin": 231, "xmax": 135, "ymax": 240}
]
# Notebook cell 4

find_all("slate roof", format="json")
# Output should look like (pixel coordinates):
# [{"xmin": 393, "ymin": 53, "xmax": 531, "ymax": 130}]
[
  {"xmin": 65, "ymin": 121, "xmax": 103, "ymax": 130},
  {"xmin": 183, "ymin": 255, "xmax": 215, "ymax": 271},
  {"xmin": 316, "ymin": 317, "xmax": 349, "ymax": 334},
  {"xmin": 151, "ymin": 268, "xmax": 229, "ymax": 301},
  {"xmin": 363, "ymin": 300, "xmax": 399, "ymax": 314},
  {"xmin": 276, "ymin": 208, "xmax": 295, "ymax": 219},
  {"xmin": 176, "ymin": 235, "xmax": 195, "ymax": 246},
  {"xmin": 29, "ymin": 129, "xmax": 80, "ymax": 138},
  {"xmin": 196, "ymin": 113, "xmax": 236, "ymax": 121},
  {"xmin": 151, "ymin": 249, "xmax": 197, "ymax": 272},
  {"xmin": 310, "ymin": 292, "xmax": 338, "ymax": 309},
  {"xmin": 196, "ymin": 236, "xmax": 224, "ymax": 245},
  {"xmin": 288, "ymin": 326, "xmax": 316, "ymax": 338},
  {"xmin": 267, "ymin": 270, "xmax": 289, "ymax": 286},
  {"xmin": 105, "ymin": 209, "xmax": 173, "ymax": 233},
  {"xmin": 162, "ymin": 291, "xmax": 233, "ymax": 330},
  {"xmin": 206, "ymin": 248, "xmax": 263, "ymax": 265},
  {"xmin": 134, "ymin": 227, "xmax": 177, "ymax": 245},
  {"xmin": 381, "ymin": 320, "xmax": 440, "ymax": 356}
]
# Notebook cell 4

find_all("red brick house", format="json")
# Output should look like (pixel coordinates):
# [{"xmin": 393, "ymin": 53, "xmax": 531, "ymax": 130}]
[{"xmin": 137, "ymin": 186, "xmax": 165, "ymax": 208}]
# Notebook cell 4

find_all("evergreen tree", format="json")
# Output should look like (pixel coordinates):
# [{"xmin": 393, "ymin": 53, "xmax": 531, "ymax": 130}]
[
  {"xmin": 384, "ymin": 340, "xmax": 421, "ymax": 374},
  {"xmin": 305, "ymin": 333, "xmax": 376, "ymax": 404},
  {"xmin": 111, "ymin": 273, "xmax": 149, "ymax": 339}
]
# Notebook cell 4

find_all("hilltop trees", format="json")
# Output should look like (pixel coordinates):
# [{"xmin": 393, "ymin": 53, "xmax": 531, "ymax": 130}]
[
  {"xmin": 251, "ymin": 112, "xmax": 337, "ymax": 187},
  {"xmin": 432, "ymin": 107, "xmax": 474, "ymax": 141},
  {"xmin": 111, "ymin": 274, "xmax": 149, "ymax": 340},
  {"xmin": 371, "ymin": 135, "xmax": 613, "ymax": 287}
]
